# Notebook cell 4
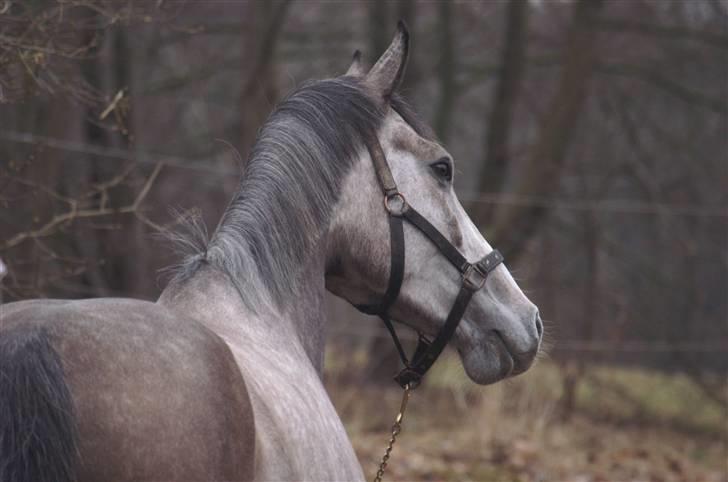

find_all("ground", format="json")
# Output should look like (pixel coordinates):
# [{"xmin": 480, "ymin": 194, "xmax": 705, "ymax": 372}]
[{"xmin": 325, "ymin": 348, "xmax": 727, "ymax": 482}]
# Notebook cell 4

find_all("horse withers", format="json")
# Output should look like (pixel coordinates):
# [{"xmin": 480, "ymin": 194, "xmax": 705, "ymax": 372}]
[{"xmin": 0, "ymin": 23, "xmax": 541, "ymax": 482}]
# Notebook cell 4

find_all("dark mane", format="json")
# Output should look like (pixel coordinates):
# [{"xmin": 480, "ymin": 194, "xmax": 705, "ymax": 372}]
[
  {"xmin": 167, "ymin": 75, "xmax": 433, "ymax": 309},
  {"xmin": 172, "ymin": 78, "xmax": 379, "ymax": 308}
]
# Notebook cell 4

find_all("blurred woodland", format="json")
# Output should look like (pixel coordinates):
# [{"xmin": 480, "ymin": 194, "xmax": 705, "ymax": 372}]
[{"xmin": 0, "ymin": 1, "xmax": 726, "ymax": 480}]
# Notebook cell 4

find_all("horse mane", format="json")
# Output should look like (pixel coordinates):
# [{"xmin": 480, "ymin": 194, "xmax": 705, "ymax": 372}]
[{"xmin": 167, "ymin": 76, "xmax": 431, "ymax": 311}]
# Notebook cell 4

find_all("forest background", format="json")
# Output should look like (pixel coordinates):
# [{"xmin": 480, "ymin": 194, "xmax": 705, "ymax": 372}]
[{"xmin": 1, "ymin": 1, "xmax": 726, "ymax": 480}]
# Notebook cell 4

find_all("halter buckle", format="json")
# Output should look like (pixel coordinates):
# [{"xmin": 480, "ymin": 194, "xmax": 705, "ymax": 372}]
[
  {"xmin": 462, "ymin": 263, "xmax": 487, "ymax": 291},
  {"xmin": 384, "ymin": 192, "xmax": 407, "ymax": 216}
]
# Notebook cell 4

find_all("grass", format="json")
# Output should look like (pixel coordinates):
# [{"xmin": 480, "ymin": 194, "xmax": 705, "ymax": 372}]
[
  {"xmin": 324, "ymin": 346, "xmax": 727, "ymax": 481},
  {"xmin": 578, "ymin": 365, "xmax": 726, "ymax": 436}
]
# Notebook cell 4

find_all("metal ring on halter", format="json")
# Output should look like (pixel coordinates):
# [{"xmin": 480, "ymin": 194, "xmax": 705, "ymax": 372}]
[
  {"xmin": 462, "ymin": 263, "xmax": 487, "ymax": 291},
  {"xmin": 383, "ymin": 192, "xmax": 407, "ymax": 216}
]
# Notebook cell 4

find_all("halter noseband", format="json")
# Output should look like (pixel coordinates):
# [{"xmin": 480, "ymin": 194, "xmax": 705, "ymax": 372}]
[{"xmin": 357, "ymin": 133, "xmax": 504, "ymax": 389}]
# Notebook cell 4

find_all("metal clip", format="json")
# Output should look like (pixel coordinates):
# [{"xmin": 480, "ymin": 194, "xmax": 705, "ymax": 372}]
[
  {"xmin": 462, "ymin": 263, "xmax": 487, "ymax": 291},
  {"xmin": 383, "ymin": 192, "xmax": 407, "ymax": 216}
]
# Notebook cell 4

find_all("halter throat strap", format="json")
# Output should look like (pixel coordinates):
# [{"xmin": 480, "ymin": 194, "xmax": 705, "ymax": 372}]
[{"xmin": 359, "ymin": 135, "xmax": 504, "ymax": 389}]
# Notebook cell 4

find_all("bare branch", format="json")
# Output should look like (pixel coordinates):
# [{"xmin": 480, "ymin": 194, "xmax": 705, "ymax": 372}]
[
  {"xmin": 132, "ymin": 162, "xmax": 164, "ymax": 210},
  {"xmin": 99, "ymin": 88, "xmax": 126, "ymax": 120},
  {"xmin": 596, "ymin": 17, "xmax": 728, "ymax": 50},
  {"xmin": 597, "ymin": 63, "xmax": 727, "ymax": 115},
  {"xmin": 0, "ymin": 163, "xmax": 163, "ymax": 251}
]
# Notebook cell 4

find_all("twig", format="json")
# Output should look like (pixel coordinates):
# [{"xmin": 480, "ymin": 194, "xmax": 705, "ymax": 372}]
[
  {"xmin": 99, "ymin": 88, "xmax": 126, "ymax": 120},
  {"xmin": 0, "ymin": 163, "xmax": 164, "ymax": 251},
  {"xmin": 132, "ymin": 162, "xmax": 163, "ymax": 210}
]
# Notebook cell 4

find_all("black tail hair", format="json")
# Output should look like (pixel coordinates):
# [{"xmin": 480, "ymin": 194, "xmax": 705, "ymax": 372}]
[{"xmin": 0, "ymin": 327, "xmax": 78, "ymax": 482}]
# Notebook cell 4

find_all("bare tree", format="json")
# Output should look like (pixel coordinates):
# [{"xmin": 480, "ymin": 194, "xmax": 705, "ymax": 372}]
[
  {"xmin": 239, "ymin": 0, "xmax": 292, "ymax": 158},
  {"xmin": 472, "ymin": 0, "xmax": 606, "ymax": 260},
  {"xmin": 433, "ymin": 1, "xmax": 456, "ymax": 143},
  {"xmin": 477, "ymin": 0, "xmax": 529, "ymax": 221}
]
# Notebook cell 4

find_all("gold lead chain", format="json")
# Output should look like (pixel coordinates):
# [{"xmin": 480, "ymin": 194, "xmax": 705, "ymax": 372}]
[{"xmin": 373, "ymin": 384, "xmax": 412, "ymax": 482}]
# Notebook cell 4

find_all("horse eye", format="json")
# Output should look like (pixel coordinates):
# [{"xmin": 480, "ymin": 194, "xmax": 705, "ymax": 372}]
[{"xmin": 430, "ymin": 158, "xmax": 453, "ymax": 182}]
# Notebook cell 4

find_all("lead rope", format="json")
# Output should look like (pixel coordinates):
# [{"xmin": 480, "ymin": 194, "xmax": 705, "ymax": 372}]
[{"xmin": 373, "ymin": 383, "xmax": 412, "ymax": 482}]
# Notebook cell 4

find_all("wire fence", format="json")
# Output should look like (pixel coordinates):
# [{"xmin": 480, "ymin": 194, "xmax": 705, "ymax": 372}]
[{"xmin": 327, "ymin": 323, "xmax": 728, "ymax": 353}]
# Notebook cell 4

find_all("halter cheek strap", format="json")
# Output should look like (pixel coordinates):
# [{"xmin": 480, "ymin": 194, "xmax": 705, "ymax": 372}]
[{"xmin": 357, "ymin": 134, "xmax": 504, "ymax": 389}]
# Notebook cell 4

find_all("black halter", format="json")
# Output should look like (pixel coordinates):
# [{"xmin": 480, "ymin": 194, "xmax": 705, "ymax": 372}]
[{"xmin": 357, "ymin": 134, "xmax": 504, "ymax": 389}]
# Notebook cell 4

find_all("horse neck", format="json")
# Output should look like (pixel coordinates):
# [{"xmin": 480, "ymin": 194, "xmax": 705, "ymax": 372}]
[
  {"xmin": 275, "ymin": 241, "xmax": 329, "ymax": 373},
  {"xmin": 159, "ymin": 241, "xmax": 329, "ymax": 377}
]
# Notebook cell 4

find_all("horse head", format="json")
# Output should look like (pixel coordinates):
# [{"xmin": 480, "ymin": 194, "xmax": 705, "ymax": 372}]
[{"xmin": 326, "ymin": 23, "xmax": 542, "ymax": 385}]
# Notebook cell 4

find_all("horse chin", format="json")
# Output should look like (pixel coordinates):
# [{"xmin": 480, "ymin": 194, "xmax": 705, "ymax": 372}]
[{"xmin": 457, "ymin": 335, "xmax": 515, "ymax": 385}]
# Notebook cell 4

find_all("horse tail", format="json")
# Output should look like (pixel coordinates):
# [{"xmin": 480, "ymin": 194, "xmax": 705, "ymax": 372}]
[{"xmin": 0, "ymin": 327, "xmax": 79, "ymax": 482}]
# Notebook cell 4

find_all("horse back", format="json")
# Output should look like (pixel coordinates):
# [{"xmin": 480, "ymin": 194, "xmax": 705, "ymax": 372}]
[{"xmin": 0, "ymin": 298, "xmax": 256, "ymax": 482}]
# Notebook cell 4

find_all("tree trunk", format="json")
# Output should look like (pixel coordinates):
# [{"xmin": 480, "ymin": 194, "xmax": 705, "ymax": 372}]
[
  {"xmin": 368, "ymin": 0, "xmax": 390, "ymax": 58},
  {"xmin": 476, "ymin": 0, "xmax": 529, "ymax": 221},
  {"xmin": 560, "ymin": 206, "xmax": 600, "ymax": 420},
  {"xmin": 433, "ymin": 1, "xmax": 456, "ymax": 143},
  {"xmin": 472, "ymin": 0, "xmax": 606, "ymax": 261},
  {"xmin": 239, "ymin": 0, "xmax": 291, "ymax": 159},
  {"xmin": 395, "ymin": 0, "xmax": 420, "ymax": 94}
]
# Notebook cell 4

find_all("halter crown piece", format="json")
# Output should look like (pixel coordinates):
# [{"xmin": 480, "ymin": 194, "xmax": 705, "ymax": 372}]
[{"xmin": 357, "ymin": 133, "xmax": 504, "ymax": 389}]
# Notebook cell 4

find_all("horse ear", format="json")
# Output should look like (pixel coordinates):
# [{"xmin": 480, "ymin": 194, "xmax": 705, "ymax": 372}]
[
  {"xmin": 345, "ymin": 50, "xmax": 366, "ymax": 77},
  {"xmin": 365, "ymin": 20, "xmax": 409, "ymax": 99}
]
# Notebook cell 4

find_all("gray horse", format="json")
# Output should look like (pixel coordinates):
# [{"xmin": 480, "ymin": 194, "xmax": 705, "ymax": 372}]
[{"xmin": 0, "ymin": 24, "xmax": 541, "ymax": 482}]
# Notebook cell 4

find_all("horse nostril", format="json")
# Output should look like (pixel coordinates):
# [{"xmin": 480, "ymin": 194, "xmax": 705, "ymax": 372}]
[{"xmin": 535, "ymin": 313, "xmax": 543, "ymax": 338}]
